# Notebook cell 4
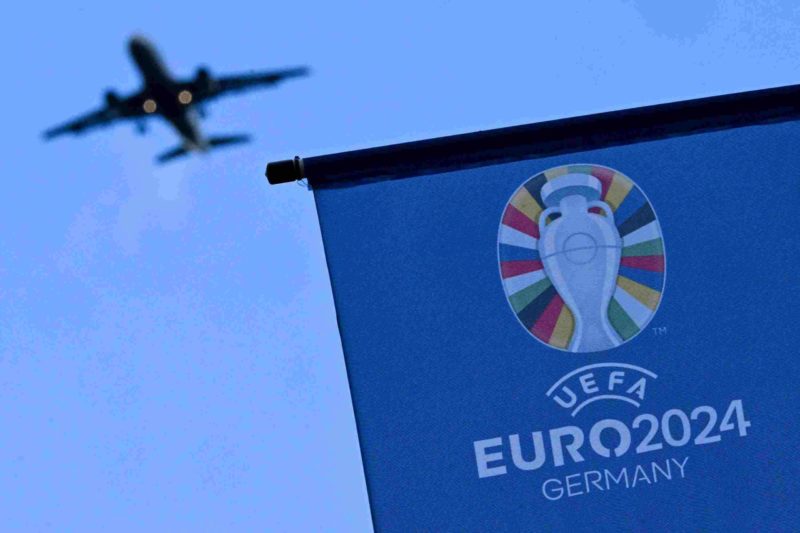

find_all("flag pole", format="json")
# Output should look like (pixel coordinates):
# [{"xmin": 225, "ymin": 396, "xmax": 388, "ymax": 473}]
[
  {"xmin": 266, "ymin": 82, "xmax": 800, "ymax": 187},
  {"xmin": 266, "ymin": 156, "xmax": 304, "ymax": 184}
]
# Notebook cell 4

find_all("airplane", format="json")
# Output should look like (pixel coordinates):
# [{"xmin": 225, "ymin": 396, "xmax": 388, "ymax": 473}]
[{"xmin": 43, "ymin": 35, "xmax": 309, "ymax": 163}]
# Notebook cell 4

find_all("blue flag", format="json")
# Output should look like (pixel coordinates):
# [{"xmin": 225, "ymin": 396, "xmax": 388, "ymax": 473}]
[{"xmin": 268, "ymin": 85, "xmax": 800, "ymax": 531}]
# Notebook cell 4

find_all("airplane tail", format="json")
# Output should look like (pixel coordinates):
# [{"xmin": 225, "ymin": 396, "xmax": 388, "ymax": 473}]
[{"xmin": 156, "ymin": 134, "xmax": 251, "ymax": 164}]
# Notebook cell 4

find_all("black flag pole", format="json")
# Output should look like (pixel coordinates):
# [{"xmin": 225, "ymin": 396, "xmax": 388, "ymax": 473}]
[{"xmin": 266, "ymin": 82, "xmax": 800, "ymax": 188}]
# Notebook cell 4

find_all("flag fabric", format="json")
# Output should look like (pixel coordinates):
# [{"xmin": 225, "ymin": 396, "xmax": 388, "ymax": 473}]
[{"xmin": 268, "ymin": 85, "xmax": 800, "ymax": 531}]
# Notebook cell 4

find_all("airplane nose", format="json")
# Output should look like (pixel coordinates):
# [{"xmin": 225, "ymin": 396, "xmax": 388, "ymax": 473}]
[{"xmin": 128, "ymin": 34, "xmax": 151, "ymax": 52}]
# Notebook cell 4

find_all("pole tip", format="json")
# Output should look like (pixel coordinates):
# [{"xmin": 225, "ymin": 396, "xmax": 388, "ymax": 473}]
[{"xmin": 266, "ymin": 156, "xmax": 304, "ymax": 184}]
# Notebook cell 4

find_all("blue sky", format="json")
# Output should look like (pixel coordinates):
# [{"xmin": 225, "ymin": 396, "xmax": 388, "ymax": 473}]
[{"xmin": 2, "ymin": 1, "xmax": 799, "ymax": 530}]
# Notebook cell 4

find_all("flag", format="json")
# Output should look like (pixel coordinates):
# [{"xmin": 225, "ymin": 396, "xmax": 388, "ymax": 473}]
[{"xmin": 267, "ymin": 85, "xmax": 800, "ymax": 531}]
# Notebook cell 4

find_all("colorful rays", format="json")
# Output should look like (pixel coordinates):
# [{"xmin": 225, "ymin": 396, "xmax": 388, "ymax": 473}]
[
  {"xmin": 499, "ymin": 164, "xmax": 665, "ymax": 351},
  {"xmin": 611, "ymin": 177, "xmax": 665, "ymax": 340},
  {"xmin": 498, "ymin": 184, "xmax": 576, "ymax": 350}
]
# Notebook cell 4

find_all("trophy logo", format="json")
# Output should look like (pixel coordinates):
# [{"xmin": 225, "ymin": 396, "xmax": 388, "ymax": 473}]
[{"xmin": 498, "ymin": 164, "xmax": 665, "ymax": 353}]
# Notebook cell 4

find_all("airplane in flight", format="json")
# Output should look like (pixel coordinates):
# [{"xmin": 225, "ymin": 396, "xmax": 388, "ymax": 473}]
[{"xmin": 44, "ymin": 35, "xmax": 309, "ymax": 163}]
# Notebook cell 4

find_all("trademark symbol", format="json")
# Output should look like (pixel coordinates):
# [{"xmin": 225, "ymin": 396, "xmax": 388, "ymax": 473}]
[{"xmin": 652, "ymin": 326, "xmax": 668, "ymax": 336}]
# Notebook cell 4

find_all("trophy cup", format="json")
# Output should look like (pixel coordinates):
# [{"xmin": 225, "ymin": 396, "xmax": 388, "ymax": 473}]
[{"xmin": 538, "ymin": 174, "xmax": 623, "ymax": 352}]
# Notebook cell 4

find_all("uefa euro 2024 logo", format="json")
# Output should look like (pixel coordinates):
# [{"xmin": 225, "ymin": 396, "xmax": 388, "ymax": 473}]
[
  {"xmin": 490, "ymin": 187, "xmax": 751, "ymax": 502},
  {"xmin": 498, "ymin": 164, "xmax": 665, "ymax": 353}
]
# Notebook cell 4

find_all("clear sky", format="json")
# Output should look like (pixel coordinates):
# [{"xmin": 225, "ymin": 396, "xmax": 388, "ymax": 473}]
[{"xmin": 2, "ymin": 1, "xmax": 799, "ymax": 530}]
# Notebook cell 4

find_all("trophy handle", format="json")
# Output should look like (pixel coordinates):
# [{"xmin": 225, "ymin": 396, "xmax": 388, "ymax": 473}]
[
  {"xmin": 539, "ymin": 207, "xmax": 561, "ymax": 233},
  {"xmin": 588, "ymin": 200, "xmax": 615, "ymax": 225}
]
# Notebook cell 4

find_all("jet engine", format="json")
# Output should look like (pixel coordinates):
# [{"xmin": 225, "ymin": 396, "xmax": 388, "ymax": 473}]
[{"xmin": 195, "ymin": 67, "xmax": 215, "ymax": 93}]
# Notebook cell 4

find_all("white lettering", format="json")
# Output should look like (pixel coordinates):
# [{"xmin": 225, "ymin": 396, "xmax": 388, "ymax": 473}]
[
  {"xmin": 474, "ymin": 437, "xmax": 507, "ymax": 478},
  {"xmin": 565, "ymin": 473, "xmax": 584, "ymax": 497},
  {"xmin": 509, "ymin": 432, "xmax": 545, "ymax": 471},
  {"xmin": 542, "ymin": 478, "xmax": 564, "ymax": 500},
  {"xmin": 608, "ymin": 371, "xmax": 625, "ymax": 391},
  {"xmin": 579, "ymin": 373, "xmax": 599, "ymax": 394},
  {"xmin": 549, "ymin": 426, "xmax": 585, "ymax": 467},
  {"xmin": 671, "ymin": 456, "xmax": 689, "ymax": 478},
  {"xmin": 627, "ymin": 377, "xmax": 647, "ymax": 400},
  {"xmin": 553, "ymin": 386, "xmax": 577, "ymax": 408},
  {"xmin": 589, "ymin": 419, "xmax": 631, "ymax": 458}
]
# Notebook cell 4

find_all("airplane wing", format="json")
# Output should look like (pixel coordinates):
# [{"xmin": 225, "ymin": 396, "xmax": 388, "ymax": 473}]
[
  {"xmin": 43, "ymin": 92, "xmax": 148, "ymax": 139},
  {"xmin": 181, "ymin": 66, "xmax": 310, "ymax": 103}
]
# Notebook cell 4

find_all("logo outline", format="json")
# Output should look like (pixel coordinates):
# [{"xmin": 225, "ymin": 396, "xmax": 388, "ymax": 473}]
[{"xmin": 497, "ymin": 163, "xmax": 667, "ymax": 353}]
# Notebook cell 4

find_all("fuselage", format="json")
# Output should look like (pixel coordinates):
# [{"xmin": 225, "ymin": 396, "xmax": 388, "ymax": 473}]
[{"xmin": 128, "ymin": 36, "xmax": 204, "ymax": 149}]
